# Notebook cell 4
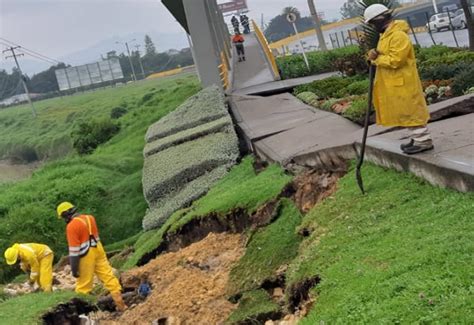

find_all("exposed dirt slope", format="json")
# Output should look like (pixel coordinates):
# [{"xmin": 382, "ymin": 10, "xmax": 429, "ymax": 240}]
[{"xmin": 96, "ymin": 232, "xmax": 245, "ymax": 324}]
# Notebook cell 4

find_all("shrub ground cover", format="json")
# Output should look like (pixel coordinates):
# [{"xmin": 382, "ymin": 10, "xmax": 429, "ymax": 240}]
[
  {"xmin": 286, "ymin": 163, "xmax": 473, "ymax": 323},
  {"xmin": 144, "ymin": 116, "xmax": 232, "ymax": 158},
  {"xmin": 145, "ymin": 85, "xmax": 227, "ymax": 143},
  {"xmin": 0, "ymin": 75, "xmax": 200, "ymax": 282},
  {"xmin": 123, "ymin": 157, "xmax": 292, "ymax": 270},
  {"xmin": 142, "ymin": 132, "xmax": 239, "ymax": 207}
]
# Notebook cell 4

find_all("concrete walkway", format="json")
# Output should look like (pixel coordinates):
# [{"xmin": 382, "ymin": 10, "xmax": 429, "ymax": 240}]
[
  {"xmin": 230, "ymin": 91, "xmax": 474, "ymax": 192},
  {"xmin": 232, "ymin": 33, "xmax": 274, "ymax": 90}
]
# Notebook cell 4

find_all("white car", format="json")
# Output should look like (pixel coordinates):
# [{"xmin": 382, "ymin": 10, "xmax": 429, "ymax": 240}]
[
  {"xmin": 452, "ymin": 7, "xmax": 474, "ymax": 29},
  {"xmin": 426, "ymin": 13, "xmax": 452, "ymax": 32}
]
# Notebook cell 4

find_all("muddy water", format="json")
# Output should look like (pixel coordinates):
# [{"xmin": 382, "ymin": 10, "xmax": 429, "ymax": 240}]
[{"xmin": 0, "ymin": 160, "xmax": 40, "ymax": 184}]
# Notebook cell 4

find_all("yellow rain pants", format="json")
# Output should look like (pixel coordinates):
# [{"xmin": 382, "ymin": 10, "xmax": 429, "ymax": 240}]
[
  {"xmin": 75, "ymin": 242, "xmax": 121, "ymax": 295},
  {"xmin": 38, "ymin": 253, "xmax": 54, "ymax": 292}
]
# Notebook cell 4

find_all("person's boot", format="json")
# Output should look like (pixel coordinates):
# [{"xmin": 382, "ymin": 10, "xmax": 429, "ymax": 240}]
[
  {"xmin": 243, "ymin": 56, "xmax": 246, "ymax": 61},
  {"xmin": 238, "ymin": 58, "xmax": 242, "ymax": 62},
  {"xmin": 400, "ymin": 139, "xmax": 414, "ymax": 151},
  {"xmin": 402, "ymin": 141, "xmax": 434, "ymax": 155},
  {"xmin": 111, "ymin": 292, "xmax": 128, "ymax": 312}
]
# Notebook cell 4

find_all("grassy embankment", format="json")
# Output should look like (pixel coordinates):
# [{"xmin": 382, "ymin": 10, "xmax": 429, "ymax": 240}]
[
  {"xmin": 0, "ymin": 75, "xmax": 200, "ymax": 283},
  {"xmin": 289, "ymin": 164, "xmax": 473, "ymax": 323}
]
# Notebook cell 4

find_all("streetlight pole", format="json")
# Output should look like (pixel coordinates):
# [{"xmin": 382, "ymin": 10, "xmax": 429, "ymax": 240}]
[
  {"xmin": 116, "ymin": 40, "xmax": 137, "ymax": 81},
  {"xmin": 432, "ymin": 0, "xmax": 439, "ymax": 13},
  {"xmin": 308, "ymin": 0, "xmax": 328, "ymax": 51},
  {"xmin": 134, "ymin": 45, "xmax": 146, "ymax": 79}
]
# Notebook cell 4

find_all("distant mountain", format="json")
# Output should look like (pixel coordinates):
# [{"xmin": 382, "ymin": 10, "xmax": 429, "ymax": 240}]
[{"xmin": 0, "ymin": 31, "xmax": 189, "ymax": 76}]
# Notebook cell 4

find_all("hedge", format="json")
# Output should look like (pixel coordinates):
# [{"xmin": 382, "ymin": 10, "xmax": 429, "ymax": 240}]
[
  {"xmin": 142, "ymin": 165, "xmax": 230, "ymax": 230},
  {"xmin": 145, "ymin": 86, "xmax": 227, "ymax": 143},
  {"xmin": 142, "ymin": 132, "xmax": 239, "ymax": 207},
  {"xmin": 144, "ymin": 116, "xmax": 233, "ymax": 158}
]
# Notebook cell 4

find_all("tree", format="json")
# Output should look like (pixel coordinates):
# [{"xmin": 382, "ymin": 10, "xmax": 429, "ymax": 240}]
[
  {"xmin": 282, "ymin": 6, "xmax": 301, "ymax": 18},
  {"xmin": 460, "ymin": 0, "xmax": 474, "ymax": 51},
  {"xmin": 264, "ymin": 9, "xmax": 328, "ymax": 43},
  {"xmin": 144, "ymin": 35, "xmax": 157, "ymax": 57},
  {"xmin": 340, "ymin": 0, "xmax": 361, "ymax": 19}
]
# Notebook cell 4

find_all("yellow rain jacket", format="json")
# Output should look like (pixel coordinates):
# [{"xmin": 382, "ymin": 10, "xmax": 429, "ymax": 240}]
[
  {"xmin": 371, "ymin": 20, "xmax": 430, "ymax": 127},
  {"xmin": 18, "ymin": 243, "xmax": 54, "ymax": 292}
]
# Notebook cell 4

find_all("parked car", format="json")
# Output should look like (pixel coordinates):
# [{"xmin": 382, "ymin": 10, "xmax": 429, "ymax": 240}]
[
  {"xmin": 426, "ymin": 13, "xmax": 452, "ymax": 32},
  {"xmin": 452, "ymin": 7, "xmax": 474, "ymax": 29}
]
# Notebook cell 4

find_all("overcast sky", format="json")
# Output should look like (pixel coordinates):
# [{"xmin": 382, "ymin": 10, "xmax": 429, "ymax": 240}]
[{"xmin": 0, "ymin": 0, "xmax": 346, "ymax": 63}]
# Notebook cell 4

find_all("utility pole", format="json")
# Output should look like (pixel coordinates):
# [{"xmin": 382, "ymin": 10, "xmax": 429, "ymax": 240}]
[
  {"xmin": 3, "ymin": 46, "xmax": 37, "ymax": 117},
  {"xmin": 308, "ymin": 0, "xmax": 328, "ymax": 51},
  {"xmin": 116, "ymin": 40, "xmax": 137, "ymax": 81},
  {"xmin": 432, "ymin": 0, "xmax": 439, "ymax": 13},
  {"xmin": 134, "ymin": 45, "xmax": 146, "ymax": 79}
]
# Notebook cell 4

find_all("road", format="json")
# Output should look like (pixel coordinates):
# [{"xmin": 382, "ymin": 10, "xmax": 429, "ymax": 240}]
[{"xmin": 410, "ymin": 28, "xmax": 469, "ymax": 47}]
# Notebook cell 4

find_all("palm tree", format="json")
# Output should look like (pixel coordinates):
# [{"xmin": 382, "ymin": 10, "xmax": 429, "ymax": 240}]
[{"xmin": 282, "ymin": 6, "xmax": 301, "ymax": 19}]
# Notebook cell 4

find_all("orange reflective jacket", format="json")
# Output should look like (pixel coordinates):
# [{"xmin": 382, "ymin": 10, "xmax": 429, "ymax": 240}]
[
  {"xmin": 232, "ymin": 35, "xmax": 244, "ymax": 44},
  {"xmin": 66, "ymin": 215, "xmax": 100, "ymax": 258}
]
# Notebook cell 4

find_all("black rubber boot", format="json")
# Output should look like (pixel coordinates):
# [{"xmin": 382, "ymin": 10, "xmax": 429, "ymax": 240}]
[
  {"xmin": 400, "ymin": 139, "xmax": 414, "ymax": 151},
  {"xmin": 402, "ymin": 143, "xmax": 434, "ymax": 155}
]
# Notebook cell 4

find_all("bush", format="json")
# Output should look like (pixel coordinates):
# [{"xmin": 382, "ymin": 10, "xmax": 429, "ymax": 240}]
[
  {"xmin": 295, "ymin": 92, "xmax": 320, "ymax": 108},
  {"xmin": 342, "ymin": 96, "xmax": 371, "ymax": 124},
  {"xmin": 294, "ymin": 76, "xmax": 353, "ymax": 98},
  {"xmin": 419, "ymin": 62, "xmax": 466, "ymax": 81},
  {"xmin": 345, "ymin": 79, "xmax": 370, "ymax": 96},
  {"xmin": 142, "ymin": 165, "xmax": 230, "ymax": 230},
  {"xmin": 71, "ymin": 119, "xmax": 120, "ymax": 155},
  {"xmin": 452, "ymin": 65, "xmax": 474, "ymax": 96},
  {"xmin": 144, "ymin": 116, "xmax": 232, "ymax": 158},
  {"xmin": 110, "ymin": 106, "xmax": 128, "ymax": 119},
  {"xmin": 142, "ymin": 132, "xmax": 239, "ymax": 208},
  {"xmin": 277, "ymin": 46, "xmax": 361, "ymax": 79},
  {"xmin": 415, "ymin": 45, "xmax": 457, "ymax": 62},
  {"xmin": 419, "ymin": 51, "xmax": 474, "ymax": 69},
  {"xmin": 145, "ymin": 86, "xmax": 227, "ymax": 143}
]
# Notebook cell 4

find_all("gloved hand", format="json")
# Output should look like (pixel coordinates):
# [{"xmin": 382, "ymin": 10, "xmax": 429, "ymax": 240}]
[
  {"xmin": 368, "ymin": 49, "xmax": 379, "ymax": 61},
  {"xmin": 69, "ymin": 255, "xmax": 80, "ymax": 278}
]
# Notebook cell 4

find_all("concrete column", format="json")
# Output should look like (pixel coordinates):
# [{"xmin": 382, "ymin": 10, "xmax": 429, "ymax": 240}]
[{"xmin": 183, "ymin": 0, "xmax": 222, "ymax": 89}]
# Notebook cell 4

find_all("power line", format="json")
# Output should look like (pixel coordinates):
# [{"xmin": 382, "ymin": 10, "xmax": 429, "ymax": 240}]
[
  {"xmin": 0, "ymin": 37, "xmax": 63, "ymax": 65},
  {"xmin": 3, "ymin": 46, "xmax": 37, "ymax": 117},
  {"xmin": 0, "ymin": 42, "xmax": 57, "ymax": 66}
]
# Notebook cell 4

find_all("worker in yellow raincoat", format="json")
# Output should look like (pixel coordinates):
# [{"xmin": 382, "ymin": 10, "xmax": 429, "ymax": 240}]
[
  {"xmin": 364, "ymin": 4, "xmax": 434, "ymax": 155},
  {"xmin": 56, "ymin": 201, "xmax": 127, "ymax": 312},
  {"xmin": 4, "ymin": 243, "xmax": 54, "ymax": 292}
]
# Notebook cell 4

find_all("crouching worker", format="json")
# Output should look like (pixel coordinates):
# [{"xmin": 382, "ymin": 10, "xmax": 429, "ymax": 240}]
[
  {"xmin": 4, "ymin": 243, "xmax": 54, "ymax": 292},
  {"xmin": 365, "ymin": 4, "xmax": 434, "ymax": 154},
  {"xmin": 56, "ymin": 202, "xmax": 128, "ymax": 312}
]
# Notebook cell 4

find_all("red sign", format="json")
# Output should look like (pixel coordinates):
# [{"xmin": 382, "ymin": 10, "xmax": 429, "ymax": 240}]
[{"xmin": 218, "ymin": 0, "xmax": 247, "ymax": 13}]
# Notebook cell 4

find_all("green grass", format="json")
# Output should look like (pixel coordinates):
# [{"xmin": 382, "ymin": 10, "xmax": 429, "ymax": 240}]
[
  {"xmin": 226, "ymin": 289, "xmax": 280, "ymax": 324},
  {"xmin": 0, "ymin": 291, "xmax": 96, "ymax": 324},
  {"xmin": 286, "ymin": 163, "xmax": 473, "ymax": 323},
  {"xmin": 123, "ymin": 157, "xmax": 292, "ymax": 270},
  {"xmin": 227, "ymin": 199, "xmax": 302, "ymax": 296},
  {"xmin": 0, "ymin": 75, "xmax": 201, "ymax": 282}
]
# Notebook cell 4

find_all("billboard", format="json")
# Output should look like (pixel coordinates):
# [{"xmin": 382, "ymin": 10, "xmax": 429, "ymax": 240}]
[
  {"xmin": 55, "ymin": 58, "xmax": 124, "ymax": 91},
  {"xmin": 218, "ymin": 0, "xmax": 247, "ymax": 13}
]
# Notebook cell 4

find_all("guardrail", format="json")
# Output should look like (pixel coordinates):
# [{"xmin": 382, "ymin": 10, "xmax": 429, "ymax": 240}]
[
  {"xmin": 219, "ymin": 52, "xmax": 230, "ymax": 90},
  {"xmin": 252, "ymin": 20, "xmax": 281, "ymax": 81}
]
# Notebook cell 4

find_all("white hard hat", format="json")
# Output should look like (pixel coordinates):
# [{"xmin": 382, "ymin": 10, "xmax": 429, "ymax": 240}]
[{"xmin": 364, "ymin": 4, "xmax": 390, "ymax": 23}]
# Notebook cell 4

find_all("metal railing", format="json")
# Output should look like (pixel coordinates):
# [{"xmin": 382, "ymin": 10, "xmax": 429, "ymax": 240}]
[{"xmin": 252, "ymin": 20, "xmax": 281, "ymax": 81}]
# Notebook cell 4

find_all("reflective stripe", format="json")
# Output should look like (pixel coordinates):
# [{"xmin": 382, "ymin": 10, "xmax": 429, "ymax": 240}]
[{"xmin": 30, "ymin": 272, "xmax": 38, "ymax": 276}]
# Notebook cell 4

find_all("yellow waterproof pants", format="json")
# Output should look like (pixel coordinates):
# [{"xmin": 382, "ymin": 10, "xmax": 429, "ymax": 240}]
[
  {"xmin": 75, "ymin": 242, "xmax": 121, "ymax": 295},
  {"xmin": 38, "ymin": 253, "xmax": 54, "ymax": 292}
]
